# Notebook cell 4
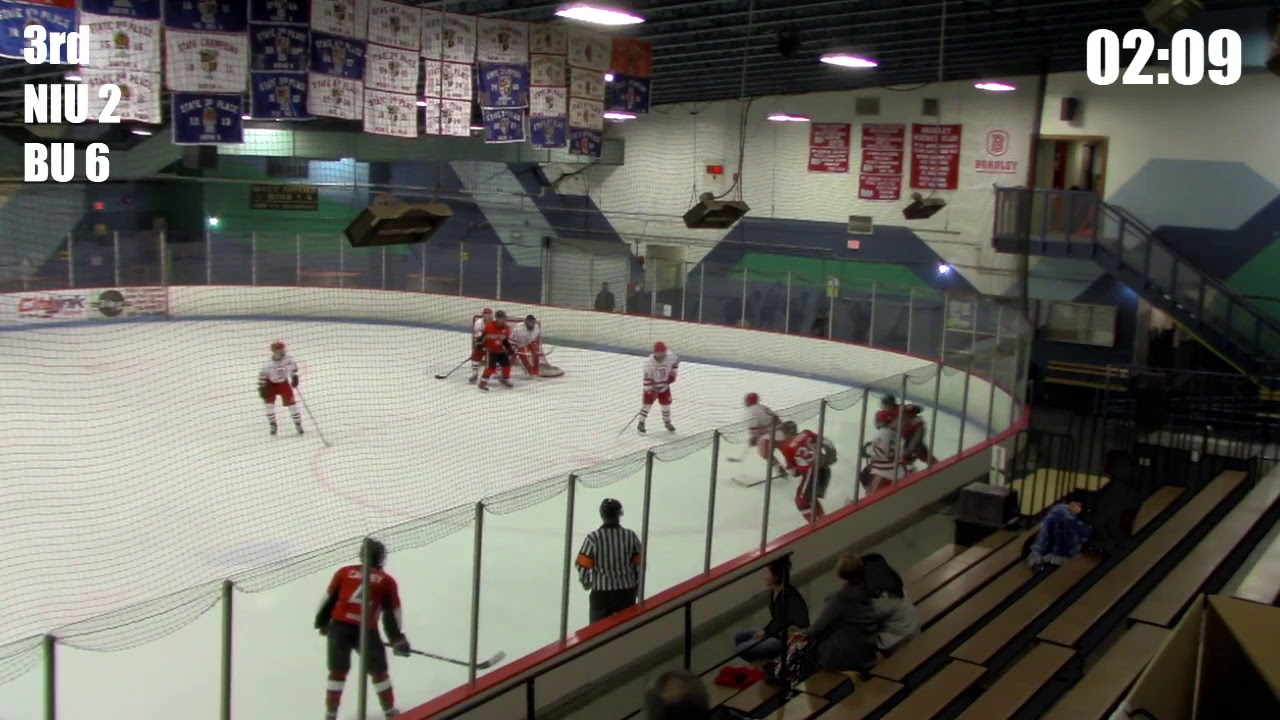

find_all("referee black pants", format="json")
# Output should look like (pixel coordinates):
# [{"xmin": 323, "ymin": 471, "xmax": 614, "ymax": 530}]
[{"xmin": 589, "ymin": 588, "xmax": 637, "ymax": 623}]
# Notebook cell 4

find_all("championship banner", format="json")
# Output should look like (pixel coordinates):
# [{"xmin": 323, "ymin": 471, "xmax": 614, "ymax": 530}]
[
  {"xmin": 438, "ymin": 13, "xmax": 475, "ymax": 63},
  {"xmin": 440, "ymin": 61, "xmax": 471, "ymax": 100},
  {"xmin": 310, "ymin": 0, "xmax": 357, "ymax": 37},
  {"xmin": 249, "ymin": 0, "xmax": 307, "ymax": 25},
  {"xmin": 421, "ymin": 97, "xmax": 439, "ymax": 134},
  {"xmin": 164, "ymin": 29, "xmax": 249, "ymax": 92},
  {"xmin": 366, "ymin": 0, "xmax": 418, "ymax": 51},
  {"xmin": 79, "ymin": 13, "xmax": 162, "ymax": 72},
  {"xmin": 171, "ymin": 92, "xmax": 244, "ymax": 145},
  {"xmin": 82, "ymin": 67, "xmax": 161, "ymax": 123},
  {"xmin": 567, "ymin": 48, "xmax": 604, "ymax": 158},
  {"xmin": 422, "ymin": 59, "xmax": 440, "ymax": 98},
  {"xmin": 909, "ymin": 123, "xmax": 962, "ymax": 190},
  {"xmin": 306, "ymin": 71, "xmax": 362, "ymax": 120},
  {"xmin": 250, "ymin": 23, "xmax": 307, "ymax": 72},
  {"xmin": 568, "ymin": 97, "xmax": 603, "ymax": 132},
  {"xmin": 363, "ymin": 88, "xmax": 417, "ymax": 138},
  {"xmin": 808, "ymin": 123, "xmax": 850, "ymax": 173},
  {"xmin": 365, "ymin": 43, "xmax": 417, "ymax": 93},
  {"xmin": 162, "ymin": 0, "xmax": 248, "ymax": 33},
  {"xmin": 567, "ymin": 28, "xmax": 609, "ymax": 72},
  {"xmin": 477, "ymin": 17, "xmax": 527, "ymax": 65},
  {"xmin": 568, "ymin": 127, "xmax": 602, "ymax": 159},
  {"xmin": 605, "ymin": 76, "xmax": 649, "ymax": 116},
  {"xmin": 606, "ymin": 37, "xmax": 651, "ymax": 115},
  {"xmin": 529, "ymin": 23, "xmax": 566, "ymax": 56},
  {"xmin": 530, "ymin": 116, "xmax": 565, "ymax": 150},
  {"xmin": 568, "ymin": 65, "xmax": 604, "ymax": 104},
  {"xmin": 859, "ymin": 123, "xmax": 905, "ymax": 201},
  {"xmin": 439, "ymin": 98, "xmax": 470, "ymax": 136},
  {"xmin": 251, "ymin": 71, "xmax": 310, "ymax": 119},
  {"xmin": 481, "ymin": 107, "xmax": 525, "ymax": 144},
  {"xmin": 529, "ymin": 24, "xmax": 567, "ymax": 150},
  {"xmin": 310, "ymin": 32, "xmax": 366, "ymax": 79},
  {"xmin": 530, "ymin": 86, "xmax": 565, "ymax": 118},
  {"xmin": 81, "ymin": 0, "xmax": 161, "ymax": 19},
  {"xmin": 477, "ymin": 63, "xmax": 527, "ymax": 109},
  {"xmin": 0, "ymin": 1, "xmax": 77, "ymax": 60},
  {"xmin": 530, "ymin": 53, "xmax": 565, "ymax": 88}
]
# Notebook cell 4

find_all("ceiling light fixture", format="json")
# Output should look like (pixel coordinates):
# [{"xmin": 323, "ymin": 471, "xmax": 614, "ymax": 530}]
[
  {"xmin": 819, "ymin": 53, "xmax": 877, "ymax": 69},
  {"xmin": 64, "ymin": 73, "xmax": 82, "ymax": 82},
  {"xmin": 975, "ymin": 81, "xmax": 1016, "ymax": 92},
  {"xmin": 241, "ymin": 114, "xmax": 252, "ymax": 120},
  {"xmin": 603, "ymin": 111, "xmax": 636, "ymax": 121},
  {"xmin": 131, "ymin": 128, "xmax": 152, "ymax": 136},
  {"xmin": 555, "ymin": 4, "xmax": 644, "ymax": 26},
  {"xmin": 766, "ymin": 112, "xmax": 810, "ymax": 123},
  {"xmin": 416, "ymin": 100, "xmax": 428, "ymax": 106},
  {"xmin": 603, "ymin": 73, "xmax": 615, "ymax": 82}
]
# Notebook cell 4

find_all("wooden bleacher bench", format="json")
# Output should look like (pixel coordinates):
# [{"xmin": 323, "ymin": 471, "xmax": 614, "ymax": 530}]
[
  {"xmin": 900, "ymin": 544, "xmax": 959, "ymax": 586},
  {"xmin": 1011, "ymin": 469, "xmax": 1108, "ymax": 517},
  {"xmin": 914, "ymin": 533, "xmax": 1030, "ymax": 628},
  {"xmin": 951, "ymin": 554, "xmax": 1101, "ymax": 666},
  {"xmin": 953, "ymin": 642, "xmax": 1076, "ymax": 720},
  {"xmin": 1037, "ymin": 471, "xmax": 1249, "ymax": 648},
  {"xmin": 878, "ymin": 661, "xmax": 985, "ymax": 719},
  {"xmin": 874, "ymin": 532, "xmax": 1039, "ymax": 685},
  {"xmin": 1044, "ymin": 361, "xmax": 1128, "ymax": 392},
  {"xmin": 1041, "ymin": 622, "xmax": 1170, "ymax": 720},
  {"xmin": 1235, "ymin": 529, "xmax": 1280, "ymax": 606},
  {"xmin": 908, "ymin": 531, "xmax": 1017, "ymax": 603},
  {"xmin": 1132, "ymin": 486, "xmax": 1184, "ymax": 534},
  {"xmin": 721, "ymin": 678, "xmax": 779, "ymax": 715},
  {"xmin": 819, "ymin": 677, "xmax": 903, "ymax": 720},
  {"xmin": 759, "ymin": 692, "xmax": 828, "ymax": 719},
  {"xmin": 1129, "ymin": 471, "xmax": 1280, "ymax": 627}
]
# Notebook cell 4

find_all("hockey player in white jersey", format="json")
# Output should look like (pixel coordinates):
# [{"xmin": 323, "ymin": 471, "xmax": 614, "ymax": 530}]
[
  {"xmin": 469, "ymin": 308, "xmax": 494, "ymax": 383},
  {"xmin": 744, "ymin": 392, "xmax": 786, "ymax": 459},
  {"xmin": 258, "ymin": 340, "xmax": 303, "ymax": 436},
  {"xmin": 510, "ymin": 314, "xmax": 545, "ymax": 377},
  {"xmin": 858, "ymin": 410, "xmax": 901, "ymax": 493},
  {"xmin": 638, "ymin": 342, "xmax": 679, "ymax": 434}
]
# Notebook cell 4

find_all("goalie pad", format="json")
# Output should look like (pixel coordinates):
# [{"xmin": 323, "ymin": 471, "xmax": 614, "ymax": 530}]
[{"xmin": 538, "ymin": 354, "xmax": 564, "ymax": 378}]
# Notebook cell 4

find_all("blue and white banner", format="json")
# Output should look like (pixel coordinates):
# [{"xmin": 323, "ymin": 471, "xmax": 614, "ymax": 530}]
[
  {"xmin": 171, "ymin": 92, "xmax": 244, "ymax": 145},
  {"xmin": 367, "ymin": 0, "xmax": 418, "ymax": 51},
  {"xmin": 249, "ymin": 0, "xmax": 308, "ymax": 25},
  {"xmin": 477, "ymin": 17, "xmax": 527, "ymax": 65},
  {"xmin": 162, "ymin": 0, "xmax": 248, "ymax": 33},
  {"xmin": 164, "ymin": 28, "xmax": 248, "ymax": 92},
  {"xmin": 251, "ymin": 23, "xmax": 307, "ymax": 72},
  {"xmin": 477, "ymin": 63, "xmax": 527, "ymax": 109},
  {"xmin": 0, "ymin": 2, "xmax": 77, "ymax": 60},
  {"xmin": 310, "ymin": 32, "xmax": 365, "ymax": 79},
  {"xmin": 306, "ymin": 72, "xmax": 362, "ymax": 120},
  {"xmin": 251, "ymin": 71, "xmax": 309, "ymax": 119},
  {"xmin": 530, "ymin": 86, "xmax": 565, "ymax": 118},
  {"xmin": 363, "ymin": 88, "xmax": 417, "ymax": 138},
  {"xmin": 365, "ymin": 43, "xmax": 417, "ymax": 94},
  {"xmin": 82, "ymin": 67, "xmax": 161, "ymax": 123},
  {"xmin": 569, "ymin": 127, "xmax": 602, "ymax": 159},
  {"xmin": 79, "ymin": 12, "xmax": 162, "ymax": 72},
  {"xmin": 81, "ymin": 0, "xmax": 161, "ymax": 20},
  {"xmin": 309, "ymin": 0, "xmax": 356, "ymax": 37},
  {"xmin": 530, "ymin": 116, "xmax": 565, "ymax": 150},
  {"xmin": 482, "ymin": 107, "xmax": 524, "ymax": 144},
  {"xmin": 606, "ymin": 76, "xmax": 650, "ymax": 115}
]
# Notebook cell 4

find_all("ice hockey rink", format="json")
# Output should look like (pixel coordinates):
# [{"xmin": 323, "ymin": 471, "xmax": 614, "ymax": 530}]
[{"xmin": 0, "ymin": 318, "xmax": 983, "ymax": 720}]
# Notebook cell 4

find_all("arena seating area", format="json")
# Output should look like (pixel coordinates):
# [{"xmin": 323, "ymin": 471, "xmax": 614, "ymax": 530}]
[{"xmin": 690, "ymin": 463, "xmax": 1280, "ymax": 720}]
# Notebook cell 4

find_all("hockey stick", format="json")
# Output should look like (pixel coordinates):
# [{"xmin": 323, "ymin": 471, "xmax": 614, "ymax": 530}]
[
  {"xmin": 408, "ymin": 649, "xmax": 507, "ymax": 669},
  {"xmin": 617, "ymin": 410, "xmax": 642, "ymax": 437},
  {"xmin": 294, "ymin": 388, "xmax": 332, "ymax": 447},
  {"xmin": 434, "ymin": 357, "xmax": 471, "ymax": 380}
]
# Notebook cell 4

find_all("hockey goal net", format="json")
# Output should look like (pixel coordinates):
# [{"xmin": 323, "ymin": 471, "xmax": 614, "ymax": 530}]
[{"xmin": 471, "ymin": 315, "xmax": 565, "ymax": 378}]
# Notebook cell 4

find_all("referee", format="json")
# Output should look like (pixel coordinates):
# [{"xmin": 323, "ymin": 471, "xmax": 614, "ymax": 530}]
[{"xmin": 576, "ymin": 498, "xmax": 643, "ymax": 623}]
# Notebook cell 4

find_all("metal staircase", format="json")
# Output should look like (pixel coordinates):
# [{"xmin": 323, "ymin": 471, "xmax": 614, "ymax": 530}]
[{"xmin": 992, "ymin": 187, "xmax": 1280, "ymax": 378}]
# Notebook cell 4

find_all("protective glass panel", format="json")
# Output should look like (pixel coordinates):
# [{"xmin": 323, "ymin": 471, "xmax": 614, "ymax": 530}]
[{"xmin": 646, "ymin": 435, "xmax": 716, "ymax": 597}]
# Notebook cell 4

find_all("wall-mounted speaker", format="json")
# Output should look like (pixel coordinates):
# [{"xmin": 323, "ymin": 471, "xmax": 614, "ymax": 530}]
[
  {"xmin": 344, "ymin": 203, "xmax": 453, "ymax": 247},
  {"xmin": 682, "ymin": 193, "xmax": 748, "ymax": 229},
  {"xmin": 1060, "ymin": 97, "xmax": 1081, "ymax": 123}
]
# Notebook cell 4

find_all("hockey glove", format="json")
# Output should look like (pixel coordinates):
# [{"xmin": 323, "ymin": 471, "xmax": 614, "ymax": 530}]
[
  {"xmin": 258, "ymin": 382, "xmax": 270, "ymax": 401},
  {"xmin": 291, "ymin": 374, "xmax": 299, "ymax": 388},
  {"xmin": 391, "ymin": 637, "xmax": 411, "ymax": 657}
]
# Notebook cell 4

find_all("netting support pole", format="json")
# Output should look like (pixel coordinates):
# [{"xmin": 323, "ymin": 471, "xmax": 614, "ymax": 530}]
[
  {"xmin": 868, "ymin": 281, "xmax": 877, "ymax": 344},
  {"xmin": 739, "ymin": 266, "xmax": 748, "ymax": 326},
  {"xmin": 495, "ymin": 244, "xmax": 503, "ymax": 300},
  {"xmin": 338, "ymin": 237, "xmax": 345, "ymax": 289},
  {"xmin": 703, "ymin": 431, "xmax": 720, "ymax": 573},
  {"xmin": 420, "ymin": 247, "xmax": 427, "ymax": 293},
  {"xmin": 784, "ymin": 271, "xmax": 792, "ymax": 334},
  {"xmin": 295, "ymin": 234, "xmax": 301, "ymax": 286},
  {"xmin": 940, "ymin": 294, "xmax": 950, "ymax": 364},
  {"xmin": 811, "ymin": 401, "xmax": 827, "ymax": 525},
  {"xmin": 853, "ymin": 387, "xmax": 870, "ymax": 505},
  {"xmin": 467, "ymin": 502, "xmax": 484, "ymax": 684},
  {"xmin": 66, "ymin": 232, "xmax": 73, "ymax": 288},
  {"xmin": 759, "ymin": 415, "xmax": 778, "ymax": 552},
  {"xmin": 827, "ymin": 290, "xmax": 834, "ymax": 339},
  {"xmin": 680, "ymin": 262, "xmax": 687, "ymax": 321},
  {"xmin": 987, "ymin": 310, "xmax": 1002, "ymax": 439},
  {"xmin": 929, "ymin": 364, "xmax": 943, "ymax": 459},
  {"xmin": 906, "ymin": 288, "xmax": 915, "ymax": 355},
  {"xmin": 558, "ymin": 474, "xmax": 577, "ymax": 641},
  {"xmin": 894, "ymin": 375, "xmax": 908, "ymax": 486},
  {"xmin": 205, "ymin": 230, "xmax": 212, "ymax": 284},
  {"xmin": 637, "ymin": 451, "xmax": 655, "ymax": 603},
  {"xmin": 650, "ymin": 259, "xmax": 658, "ymax": 318},
  {"xmin": 219, "ymin": 579, "xmax": 233, "ymax": 720},
  {"xmin": 158, "ymin": 231, "xmax": 167, "ymax": 287},
  {"xmin": 380, "ymin": 247, "xmax": 386, "ymax": 290},
  {"xmin": 112, "ymin": 231, "xmax": 120, "ymax": 287},
  {"xmin": 356, "ymin": 538, "xmax": 373, "ymax": 720},
  {"xmin": 957, "ymin": 353, "xmax": 974, "ymax": 456},
  {"xmin": 250, "ymin": 232, "xmax": 258, "ymax": 286},
  {"xmin": 458, "ymin": 247, "xmax": 465, "ymax": 296},
  {"xmin": 697, "ymin": 263, "xmax": 705, "ymax": 323},
  {"xmin": 589, "ymin": 256, "xmax": 596, "ymax": 309},
  {"xmin": 42, "ymin": 634, "xmax": 55, "ymax": 720}
]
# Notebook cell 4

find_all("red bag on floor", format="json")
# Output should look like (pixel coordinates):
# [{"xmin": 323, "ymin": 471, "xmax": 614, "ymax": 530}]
[{"xmin": 714, "ymin": 665, "xmax": 765, "ymax": 690}]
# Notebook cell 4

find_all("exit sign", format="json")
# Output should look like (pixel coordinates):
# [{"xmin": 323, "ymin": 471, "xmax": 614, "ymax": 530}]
[{"xmin": 705, "ymin": 164, "xmax": 724, "ymax": 175}]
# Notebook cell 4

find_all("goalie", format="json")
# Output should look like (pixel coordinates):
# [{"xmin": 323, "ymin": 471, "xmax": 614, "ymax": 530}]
[{"xmin": 510, "ymin": 315, "xmax": 564, "ymax": 378}]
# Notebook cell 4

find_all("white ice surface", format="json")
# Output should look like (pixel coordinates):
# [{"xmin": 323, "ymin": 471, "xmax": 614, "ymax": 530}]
[{"xmin": 0, "ymin": 320, "xmax": 982, "ymax": 720}]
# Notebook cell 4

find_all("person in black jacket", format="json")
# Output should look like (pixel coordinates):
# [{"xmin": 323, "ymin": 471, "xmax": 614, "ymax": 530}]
[
  {"xmin": 795, "ymin": 553, "xmax": 880, "ymax": 675},
  {"xmin": 594, "ymin": 282, "xmax": 616, "ymax": 312},
  {"xmin": 733, "ymin": 557, "xmax": 810, "ymax": 662}
]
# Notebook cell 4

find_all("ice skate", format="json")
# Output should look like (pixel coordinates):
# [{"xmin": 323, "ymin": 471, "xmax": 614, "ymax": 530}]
[
  {"xmin": 269, "ymin": 419, "xmax": 278, "ymax": 436},
  {"xmin": 637, "ymin": 421, "xmax": 646, "ymax": 434},
  {"xmin": 295, "ymin": 420, "xmax": 304, "ymax": 435},
  {"xmin": 478, "ymin": 382, "xmax": 490, "ymax": 392},
  {"xmin": 468, "ymin": 373, "xmax": 478, "ymax": 384},
  {"xmin": 499, "ymin": 377, "xmax": 512, "ymax": 388},
  {"xmin": 664, "ymin": 420, "xmax": 676, "ymax": 433}
]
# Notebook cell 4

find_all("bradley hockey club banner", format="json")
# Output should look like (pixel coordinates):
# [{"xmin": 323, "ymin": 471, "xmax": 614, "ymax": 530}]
[
  {"xmin": 172, "ymin": 92, "xmax": 244, "ymax": 144},
  {"xmin": 249, "ymin": 0, "xmax": 309, "ymax": 119},
  {"xmin": 0, "ymin": 0, "xmax": 77, "ymax": 60}
]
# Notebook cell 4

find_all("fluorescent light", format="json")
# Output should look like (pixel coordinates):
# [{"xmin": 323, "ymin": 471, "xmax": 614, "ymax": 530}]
[
  {"xmin": 241, "ymin": 114, "xmax": 252, "ymax": 120},
  {"xmin": 604, "ymin": 73, "xmax": 615, "ymax": 82},
  {"xmin": 937, "ymin": 264, "xmax": 952, "ymax": 275},
  {"xmin": 555, "ymin": 4, "xmax": 644, "ymax": 26},
  {"xmin": 470, "ymin": 124, "xmax": 484, "ymax": 130},
  {"xmin": 603, "ymin": 111, "xmax": 636, "ymax": 121},
  {"xmin": 819, "ymin": 53, "xmax": 877, "ymax": 69},
  {"xmin": 64, "ymin": 73, "xmax": 82, "ymax": 82},
  {"xmin": 207, "ymin": 217, "xmax": 220, "ymax": 228},
  {"xmin": 416, "ymin": 100, "xmax": 428, "ymax": 106},
  {"xmin": 975, "ymin": 81, "xmax": 1016, "ymax": 92},
  {"xmin": 766, "ymin": 112, "xmax": 810, "ymax": 123},
  {"xmin": 131, "ymin": 128, "xmax": 152, "ymax": 136}
]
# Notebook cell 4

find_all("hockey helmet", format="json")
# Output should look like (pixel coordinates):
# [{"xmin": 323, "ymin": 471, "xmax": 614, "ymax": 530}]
[
  {"xmin": 744, "ymin": 392, "xmax": 760, "ymax": 407},
  {"xmin": 653, "ymin": 341, "xmax": 668, "ymax": 354},
  {"xmin": 481, "ymin": 308, "xmax": 494, "ymax": 316},
  {"xmin": 525, "ymin": 314, "xmax": 537, "ymax": 327},
  {"xmin": 494, "ymin": 310, "xmax": 507, "ymax": 320},
  {"xmin": 781, "ymin": 420, "xmax": 799, "ymax": 435},
  {"xmin": 360, "ymin": 538, "xmax": 387, "ymax": 568},
  {"xmin": 874, "ymin": 410, "xmax": 894, "ymax": 428},
  {"xmin": 905, "ymin": 404, "xmax": 923, "ymax": 416},
  {"xmin": 881, "ymin": 394, "xmax": 898, "ymax": 408},
  {"xmin": 600, "ymin": 498, "xmax": 623, "ymax": 522},
  {"xmin": 270, "ymin": 340, "xmax": 285, "ymax": 356}
]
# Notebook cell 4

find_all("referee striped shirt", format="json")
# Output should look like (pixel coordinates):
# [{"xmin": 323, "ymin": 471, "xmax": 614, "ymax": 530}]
[{"xmin": 576, "ymin": 524, "xmax": 643, "ymax": 591}]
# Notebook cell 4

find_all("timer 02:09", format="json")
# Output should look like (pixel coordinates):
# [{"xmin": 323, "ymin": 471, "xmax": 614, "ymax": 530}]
[{"xmin": 1086, "ymin": 28, "xmax": 1242, "ymax": 86}]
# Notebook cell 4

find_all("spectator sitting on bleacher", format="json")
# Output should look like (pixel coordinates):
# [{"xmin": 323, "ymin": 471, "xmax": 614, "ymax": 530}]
[
  {"xmin": 861, "ymin": 553, "xmax": 919, "ymax": 657},
  {"xmin": 643, "ymin": 670, "xmax": 710, "ymax": 720},
  {"xmin": 733, "ymin": 557, "xmax": 810, "ymax": 663},
  {"xmin": 1027, "ymin": 501, "xmax": 1093, "ymax": 570},
  {"xmin": 793, "ymin": 553, "xmax": 879, "ymax": 676}
]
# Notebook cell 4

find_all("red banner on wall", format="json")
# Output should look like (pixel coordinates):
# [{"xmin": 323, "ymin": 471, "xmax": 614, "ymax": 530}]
[
  {"xmin": 910, "ymin": 123, "xmax": 963, "ymax": 190},
  {"xmin": 12, "ymin": 0, "xmax": 76, "ymax": 7},
  {"xmin": 858, "ymin": 123, "xmax": 905, "ymax": 201},
  {"xmin": 807, "ymin": 123, "xmax": 851, "ymax": 173}
]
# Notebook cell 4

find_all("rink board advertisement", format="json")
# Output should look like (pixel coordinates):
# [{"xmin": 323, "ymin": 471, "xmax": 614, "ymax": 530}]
[{"xmin": 2, "ymin": 288, "xmax": 169, "ymax": 323}]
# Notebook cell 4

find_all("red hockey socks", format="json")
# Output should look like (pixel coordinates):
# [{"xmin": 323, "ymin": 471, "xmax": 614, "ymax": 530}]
[
  {"xmin": 371, "ymin": 672, "xmax": 398, "ymax": 713},
  {"xmin": 325, "ymin": 671, "xmax": 346, "ymax": 718},
  {"xmin": 502, "ymin": 365, "xmax": 511, "ymax": 379}
]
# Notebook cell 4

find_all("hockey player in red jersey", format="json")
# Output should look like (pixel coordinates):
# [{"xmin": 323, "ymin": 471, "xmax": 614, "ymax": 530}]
[
  {"xmin": 258, "ymin": 340, "xmax": 303, "ymax": 436},
  {"xmin": 314, "ymin": 539, "xmax": 411, "ymax": 720},
  {"xmin": 901, "ymin": 404, "xmax": 937, "ymax": 466},
  {"xmin": 469, "ymin": 308, "xmax": 494, "ymax": 384},
  {"xmin": 778, "ymin": 421, "xmax": 838, "ymax": 523},
  {"xmin": 510, "ymin": 314, "xmax": 544, "ymax": 376},
  {"xmin": 477, "ymin": 310, "xmax": 515, "ymax": 391},
  {"xmin": 639, "ymin": 342, "xmax": 680, "ymax": 433}
]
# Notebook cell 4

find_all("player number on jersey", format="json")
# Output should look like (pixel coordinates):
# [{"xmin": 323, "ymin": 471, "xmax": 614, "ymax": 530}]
[{"xmin": 347, "ymin": 582, "xmax": 365, "ymax": 604}]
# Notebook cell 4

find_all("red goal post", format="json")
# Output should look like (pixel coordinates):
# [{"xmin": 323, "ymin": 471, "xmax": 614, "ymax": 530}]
[{"xmin": 471, "ymin": 315, "xmax": 564, "ymax": 378}]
